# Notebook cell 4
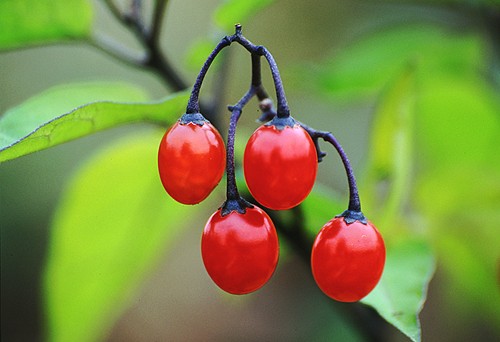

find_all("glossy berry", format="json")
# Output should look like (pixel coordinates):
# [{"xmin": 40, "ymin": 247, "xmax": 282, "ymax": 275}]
[
  {"xmin": 158, "ymin": 119, "xmax": 225, "ymax": 204},
  {"xmin": 311, "ymin": 217, "xmax": 385, "ymax": 302},
  {"xmin": 201, "ymin": 206, "xmax": 279, "ymax": 295},
  {"xmin": 243, "ymin": 124, "xmax": 318, "ymax": 210}
]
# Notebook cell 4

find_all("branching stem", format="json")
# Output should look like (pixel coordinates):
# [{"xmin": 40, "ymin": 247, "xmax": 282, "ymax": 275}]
[
  {"xmin": 185, "ymin": 25, "xmax": 362, "ymax": 219},
  {"xmin": 185, "ymin": 25, "xmax": 289, "ymax": 117},
  {"xmin": 221, "ymin": 51, "xmax": 268, "ymax": 215},
  {"xmin": 225, "ymin": 88, "xmax": 256, "ymax": 201},
  {"xmin": 102, "ymin": 0, "xmax": 186, "ymax": 91}
]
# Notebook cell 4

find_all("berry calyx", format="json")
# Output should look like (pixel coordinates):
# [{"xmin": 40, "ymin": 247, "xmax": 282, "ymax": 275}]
[
  {"xmin": 311, "ymin": 214, "xmax": 385, "ymax": 302},
  {"xmin": 243, "ymin": 117, "xmax": 318, "ymax": 210},
  {"xmin": 201, "ymin": 203, "xmax": 279, "ymax": 295},
  {"xmin": 158, "ymin": 114, "xmax": 226, "ymax": 205}
]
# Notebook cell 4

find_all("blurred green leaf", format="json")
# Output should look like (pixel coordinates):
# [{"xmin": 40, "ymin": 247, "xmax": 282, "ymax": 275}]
[
  {"xmin": 214, "ymin": 0, "xmax": 274, "ymax": 32},
  {"xmin": 0, "ymin": 0, "xmax": 92, "ymax": 50},
  {"xmin": 436, "ymin": 234, "xmax": 500, "ymax": 327},
  {"xmin": 413, "ymin": 72, "xmax": 500, "ymax": 326},
  {"xmin": 415, "ymin": 76, "xmax": 500, "ymax": 169},
  {"xmin": 415, "ymin": 156, "xmax": 500, "ymax": 327},
  {"xmin": 44, "ymin": 130, "xmax": 193, "ymax": 342},
  {"xmin": 0, "ymin": 83, "xmax": 189, "ymax": 162},
  {"xmin": 362, "ymin": 238, "xmax": 435, "ymax": 342},
  {"xmin": 292, "ymin": 25, "xmax": 488, "ymax": 100},
  {"xmin": 356, "ymin": 65, "xmax": 436, "ymax": 341},
  {"xmin": 362, "ymin": 66, "xmax": 416, "ymax": 235}
]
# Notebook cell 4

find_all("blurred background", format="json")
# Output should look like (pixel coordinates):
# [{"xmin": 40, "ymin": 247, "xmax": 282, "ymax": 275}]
[{"xmin": 1, "ymin": 0, "xmax": 499, "ymax": 341}]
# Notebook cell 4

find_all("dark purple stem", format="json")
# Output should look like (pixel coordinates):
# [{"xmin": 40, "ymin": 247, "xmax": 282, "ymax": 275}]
[
  {"xmin": 301, "ymin": 124, "xmax": 361, "ymax": 213},
  {"xmin": 220, "ymin": 50, "xmax": 271, "ymax": 215},
  {"xmin": 251, "ymin": 53, "xmax": 262, "ymax": 87},
  {"xmin": 322, "ymin": 134, "xmax": 361, "ymax": 212},
  {"xmin": 186, "ymin": 24, "xmax": 290, "ymax": 118},
  {"xmin": 186, "ymin": 36, "xmax": 234, "ymax": 113},
  {"xmin": 226, "ymin": 88, "xmax": 256, "ymax": 201},
  {"xmin": 234, "ymin": 34, "xmax": 290, "ymax": 117}
]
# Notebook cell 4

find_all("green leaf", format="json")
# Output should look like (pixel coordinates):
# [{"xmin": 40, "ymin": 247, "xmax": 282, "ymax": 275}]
[
  {"xmin": 214, "ymin": 0, "xmax": 275, "ymax": 32},
  {"xmin": 0, "ymin": 82, "xmax": 189, "ymax": 162},
  {"xmin": 362, "ymin": 238, "xmax": 435, "ymax": 342},
  {"xmin": 44, "ymin": 130, "xmax": 193, "ymax": 342},
  {"xmin": 0, "ymin": 0, "xmax": 92, "ymax": 50},
  {"xmin": 362, "ymin": 66, "xmax": 416, "ymax": 235},
  {"xmin": 357, "ymin": 66, "xmax": 437, "ymax": 340},
  {"xmin": 415, "ymin": 147, "xmax": 500, "ymax": 327},
  {"xmin": 415, "ymin": 76, "xmax": 500, "ymax": 169},
  {"xmin": 437, "ymin": 234, "xmax": 500, "ymax": 327},
  {"xmin": 412, "ymin": 73, "xmax": 500, "ymax": 326},
  {"xmin": 292, "ymin": 25, "xmax": 488, "ymax": 100}
]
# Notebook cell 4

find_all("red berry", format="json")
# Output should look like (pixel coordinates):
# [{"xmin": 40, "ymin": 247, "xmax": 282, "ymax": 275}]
[
  {"xmin": 311, "ymin": 217, "xmax": 385, "ymax": 302},
  {"xmin": 201, "ymin": 206, "xmax": 279, "ymax": 294},
  {"xmin": 243, "ymin": 124, "xmax": 317, "ymax": 210},
  {"xmin": 158, "ymin": 121, "xmax": 225, "ymax": 204}
]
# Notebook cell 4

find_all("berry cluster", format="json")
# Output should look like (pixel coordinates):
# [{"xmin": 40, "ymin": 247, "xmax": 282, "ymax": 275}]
[{"xmin": 157, "ymin": 25, "xmax": 385, "ymax": 302}]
